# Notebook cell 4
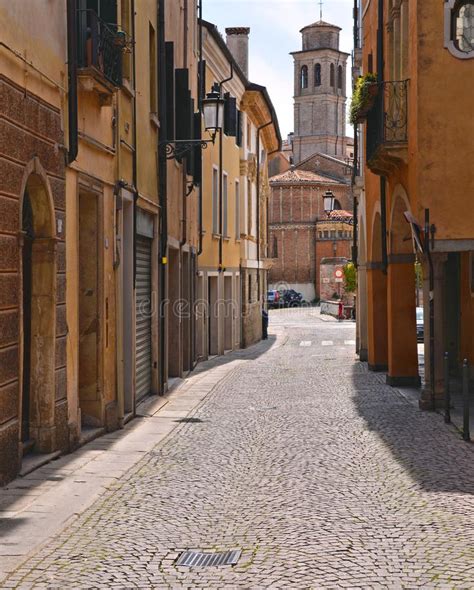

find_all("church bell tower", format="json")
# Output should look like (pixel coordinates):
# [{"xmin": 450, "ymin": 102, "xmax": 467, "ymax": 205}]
[{"xmin": 291, "ymin": 19, "xmax": 349, "ymax": 163}]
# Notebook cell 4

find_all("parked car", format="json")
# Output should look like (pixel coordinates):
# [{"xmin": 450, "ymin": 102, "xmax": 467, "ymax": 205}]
[
  {"xmin": 416, "ymin": 307, "xmax": 424, "ymax": 342},
  {"xmin": 267, "ymin": 290, "xmax": 281, "ymax": 308},
  {"xmin": 282, "ymin": 289, "xmax": 303, "ymax": 307}
]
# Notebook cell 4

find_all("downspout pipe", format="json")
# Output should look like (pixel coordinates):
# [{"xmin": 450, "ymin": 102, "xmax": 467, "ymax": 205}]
[
  {"xmin": 197, "ymin": 0, "xmax": 204, "ymax": 256},
  {"xmin": 218, "ymin": 64, "xmax": 234, "ymax": 272},
  {"xmin": 131, "ymin": 0, "xmax": 138, "ymax": 286},
  {"xmin": 66, "ymin": 0, "xmax": 78, "ymax": 163},
  {"xmin": 158, "ymin": 0, "xmax": 168, "ymax": 393},
  {"xmin": 377, "ymin": 0, "xmax": 388, "ymax": 274},
  {"xmin": 352, "ymin": 0, "xmax": 359, "ymax": 267},
  {"xmin": 256, "ymin": 117, "xmax": 274, "ymax": 304}
]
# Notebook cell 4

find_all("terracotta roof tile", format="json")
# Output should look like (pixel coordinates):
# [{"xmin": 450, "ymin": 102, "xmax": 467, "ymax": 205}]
[{"xmin": 269, "ymin": 169, "xmax": 341, "ymax": 184}]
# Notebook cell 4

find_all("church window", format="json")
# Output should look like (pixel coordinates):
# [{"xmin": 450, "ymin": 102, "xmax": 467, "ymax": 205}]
[
  {"xmin": 445, "ymin": 0, "xmax": 474, "ymax": 58},
  {"xmin": 330, "ymin": 230, "xmax": 336, "ymax": 239},
  {"xmin": 314, "ymin": 63, "xmax": 321, "ymax": 86},
  {"xmin": 337, "ymin": 65, "xmax": 343, "ymax": 89},
  {"xmin": 300, "ymin": 65, "xmax": 308, "ymax": 89},
  {"xmin": 334, "ymin": 198, "xmax": 341, "ymax": 210},
  {"xmin": 323, "ymin": 230, "xmax": 329, "ymax": 239},
  {"xmin": 330, "ymin": 63, "xmax": 335, "ymax": 87}
]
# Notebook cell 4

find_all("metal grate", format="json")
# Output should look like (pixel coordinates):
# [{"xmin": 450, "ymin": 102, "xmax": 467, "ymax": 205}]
[{"xmin": 176, "ymin": 549, "xmax": 241, "ymax": 568}]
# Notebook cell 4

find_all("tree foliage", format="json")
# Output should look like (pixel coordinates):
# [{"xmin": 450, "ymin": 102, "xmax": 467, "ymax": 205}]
[{"xmin": 343, "ymin": 262, "xmax": 357, "ymax": 293}]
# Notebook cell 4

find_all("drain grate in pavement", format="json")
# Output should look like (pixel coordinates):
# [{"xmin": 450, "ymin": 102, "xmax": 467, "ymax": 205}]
[{"xmin": 176, "ymin": 549, "xmax": 241, "ymax": 567}]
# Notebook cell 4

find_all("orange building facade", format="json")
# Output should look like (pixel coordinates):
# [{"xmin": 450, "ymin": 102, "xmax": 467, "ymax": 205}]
[{"xmin": 354, "ymin": 0, "xmax": 474, "ymax": 403}]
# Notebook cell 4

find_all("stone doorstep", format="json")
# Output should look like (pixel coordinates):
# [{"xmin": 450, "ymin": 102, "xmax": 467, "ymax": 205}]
[{"xmin": 0, "ymin": 328, "xmax": 287, "ymax": 584}]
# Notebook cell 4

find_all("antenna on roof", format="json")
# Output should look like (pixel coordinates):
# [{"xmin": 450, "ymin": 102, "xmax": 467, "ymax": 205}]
[{"xmin": 319, "ymin": 0, "xmax": 323, "ymax": 20}]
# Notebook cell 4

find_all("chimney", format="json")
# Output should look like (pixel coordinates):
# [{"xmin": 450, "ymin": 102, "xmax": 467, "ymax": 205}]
[{"xmin": 225, "ymin": 27, "xmax": 250, "ymax": 77}]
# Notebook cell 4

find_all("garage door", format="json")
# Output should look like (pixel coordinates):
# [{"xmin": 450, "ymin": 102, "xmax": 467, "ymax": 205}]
[{"xmin": 135, "ymin": 234, "xmax": 152, "ymax": 401}]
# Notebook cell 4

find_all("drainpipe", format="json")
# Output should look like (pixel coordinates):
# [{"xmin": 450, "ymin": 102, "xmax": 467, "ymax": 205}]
[
  {"xmin": 66, "ymin": 0, "xmax": 78, "ymax": 163},
  {"xmin": 158, "ymin": 0, "xmax": 168, "ymax": 393},
  {"xmin": 217, "ymin": 65, "xmax": 234, "ymax": 272},
  {"xmin": 256, "ymin": 117, "xmax": 274, "ymax": 304},
  {"xmin": 377, "ymin": 0, "xmax": 388, "ymax": 274},
  {"xmin": 131, "ymin": 0, "xmax": 138, "ymax": 288},
  {"xmin": 180, "ymin": 0, "xmax": 189, "ymax": 248},
  {"xmin": 351, "ymin": 0, "xmax": 359, "ymax": 267},
  {"xmin": 197, "ymin": 1, "xmax": 204, "ymax": 255}
]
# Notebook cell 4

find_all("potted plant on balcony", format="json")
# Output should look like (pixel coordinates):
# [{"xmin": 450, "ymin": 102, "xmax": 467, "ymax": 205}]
[{"xmin": 350, "ymin": 73, "xmax": 378, "ymax": 124}]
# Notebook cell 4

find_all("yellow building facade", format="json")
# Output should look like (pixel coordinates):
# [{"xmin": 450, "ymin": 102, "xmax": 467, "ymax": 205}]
[{"xmin": 197, "ymin": 22, "xmax": 280, "ymax": 358}]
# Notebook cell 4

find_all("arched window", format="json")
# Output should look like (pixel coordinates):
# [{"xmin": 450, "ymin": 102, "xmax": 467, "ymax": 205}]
[
  {"xmin": 453, "ymin": 1, "xmax": 474, "ymax": 53},
  {"xmin": 314, "ymin": 63, "xmax": 321, "ymax": 86},
  {"xmin": 300, "ymin": 65, "xmax": 308, "ymax": 89},
  {"xmin": 337, "ymin": 65, "xmax": 343, "ymax": 89},
  {"xmin": 334, "ymin": 199, "xmax": 342, "ymax": 210},
  {"xmin": 330, "ymin": 63, "xmax": 335, "ymax": 87}
]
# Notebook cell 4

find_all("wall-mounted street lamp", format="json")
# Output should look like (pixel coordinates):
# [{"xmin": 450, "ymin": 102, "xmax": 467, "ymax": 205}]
[
  {"xmin": 160, "ymin": 83, "xmax": 225, "ymax": 160},
  {"xmin": 323, "ymin": 190, "xmax": 336, "ymax": 218}
]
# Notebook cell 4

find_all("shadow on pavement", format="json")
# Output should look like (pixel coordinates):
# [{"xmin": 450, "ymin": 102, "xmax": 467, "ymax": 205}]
[
  {"xmin": 351, "ymin": 362, "xmax": 474, "ymax": 496},
  {"xmin": 0, "ymin": 333, "xmax": 279, "ymax": 517}
]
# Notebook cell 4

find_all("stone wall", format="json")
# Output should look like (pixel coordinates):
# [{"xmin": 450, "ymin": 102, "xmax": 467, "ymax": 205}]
[{"xmin": 0, "ymin": 76, "xmax": 67, "ymax": 485}]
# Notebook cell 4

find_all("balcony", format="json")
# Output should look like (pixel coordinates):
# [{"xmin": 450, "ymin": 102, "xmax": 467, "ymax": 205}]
[
  {"xmin": 366, "ymin": 80, "xmax": 409, "ymax": 175},
  {"xmin": 77, "ymin": 9, "xmax": 123, "ymax": 104}
]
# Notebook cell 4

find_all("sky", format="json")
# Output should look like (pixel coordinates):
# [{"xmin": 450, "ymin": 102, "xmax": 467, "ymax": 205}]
[{"xmin": 203, "ymin": 0, "xmax": 354, "ymax": 139}]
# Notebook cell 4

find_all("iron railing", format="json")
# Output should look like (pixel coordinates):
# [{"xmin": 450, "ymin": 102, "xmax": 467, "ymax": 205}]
[
  {"xmin": 366, "ymin": 80, "xmax": 408, "ymax": 162},
  {"xmin": 77, "ymin": 9, "xmax": 122, "ymax": 87}
]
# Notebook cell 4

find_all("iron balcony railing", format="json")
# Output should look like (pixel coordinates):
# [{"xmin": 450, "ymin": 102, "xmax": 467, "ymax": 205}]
[
  {"xmin": 366, "ymin": 80, "xmax": 408, "ymax": 163},
  {"xmin": 77, "ymin": 9, "xmax": 122, "ymax": 87}
]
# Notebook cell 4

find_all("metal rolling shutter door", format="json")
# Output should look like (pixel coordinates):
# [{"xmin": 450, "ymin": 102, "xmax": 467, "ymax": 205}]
[{"xmin": 135, "ymin": 235, "xmax": 152, "ymax": 401}]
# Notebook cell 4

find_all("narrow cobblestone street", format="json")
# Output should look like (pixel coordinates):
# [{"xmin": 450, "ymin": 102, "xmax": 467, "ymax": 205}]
[{"xmin": 3, "ymin": 309, "xmax": 474, "ymax": 589}]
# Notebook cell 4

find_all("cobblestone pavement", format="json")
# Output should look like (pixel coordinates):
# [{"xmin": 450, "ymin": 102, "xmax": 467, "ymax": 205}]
[{"xmin": 4, "ymin": 309, "xmax": 474, "ymax": 589}]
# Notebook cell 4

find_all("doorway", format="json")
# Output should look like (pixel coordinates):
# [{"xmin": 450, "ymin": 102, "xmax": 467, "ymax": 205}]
[
  {"xmin": 121, "ymin": 195, "xmax": 134, "ymax": 414},
  {"xmin": 208, "ymin": 276, "xmax": 219, "ymax": 356},
  {"xmin": 168, "ymin": 247, "xmax": 181, "ymax": 377},
  {"xmin": 79, "ymin": 191, "xmax": 101, "ymax": 426},
  {"xmin": 224, "ymin": 275, "xmax": 233, "ymax": 352},
  {"xmin": 19, "ymin": 169, "xmax": 57, "ymax": 454},
  {"xmin": 21, "ymin": 191, "xmax": 34, "ymax": 451}
]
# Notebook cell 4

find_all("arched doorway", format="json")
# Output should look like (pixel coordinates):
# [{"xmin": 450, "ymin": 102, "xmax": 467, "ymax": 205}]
[
  {"xmin": 386, "ymin": 189, "xmax": 419, "ymax": 386},
  {"xmin": 20, "ymin": 163, "xmax": 57, "ymax": 454},
  {"xmin": 367, "ymin": 210, "xmax": 388, "ymax": 371}
]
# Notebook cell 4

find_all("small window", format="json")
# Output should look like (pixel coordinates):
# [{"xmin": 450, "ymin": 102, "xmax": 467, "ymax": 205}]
[
  {"xmin": 314, "ymin": 63, "xmax": 321, "ymax": 86},
  {"xmin": 368, "ymin": 53, "xmax": 374, "ymax": 72},
  {"xmin": 273, "ymin": 236, "xmax": 278, "ymax": 258},
  {"xmin": 318, "ymin": 231, "xmax": 323, "ymax": 239},
  {"xmin": 247, "ymin": 180, "xmax": 252, "ymax": 236},
  {"xmin": 330, "ymin": 63, "xmax": 335, "ymax": 87},
  {"xmin": 248, "ymin": 274, "xmax": 252, "ymax": 303},
  {"xmin": 301, "ymin": 65, "xmax": 308, "ymax": 89},
  {"xmin": 330, "ymin": 230, "xmax": 336, "ymax": 239},
  {"xmin": 149, "ymin": 23, "xmax": 157, "ymax": 112},
  {"xmin": 338, "ymin": 230, "xmax": 343, "ymax": 238},
  {"xmin": 235, "ymin": 180, "xmax": 240, "ymax": 238},
  {"xmin": 223, "ymin": 173, "xmax": 228, "ymax": 237},
  {"xmin": 454, "ymin": 1, "xmax": 474, "ymax": 53},
  {"xmin": 212, "ymin": 167, "xmax": 219, "ymax": 234},
  {"xmin": 338, "ymin": 65, "xmax": 343, "ymax": 90},
  {"xmin": 121, "ymin": 0, "xmax": 132, "ymax": 83},
  {"xmin": 324, "ymin": 230, "xmax": 329, "ymax": 239}
]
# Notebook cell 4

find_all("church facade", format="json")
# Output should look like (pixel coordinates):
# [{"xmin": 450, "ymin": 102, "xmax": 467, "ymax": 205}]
[{"xmin": 268, "ymin": 18, "xmax": 354, "ymax": 303}]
